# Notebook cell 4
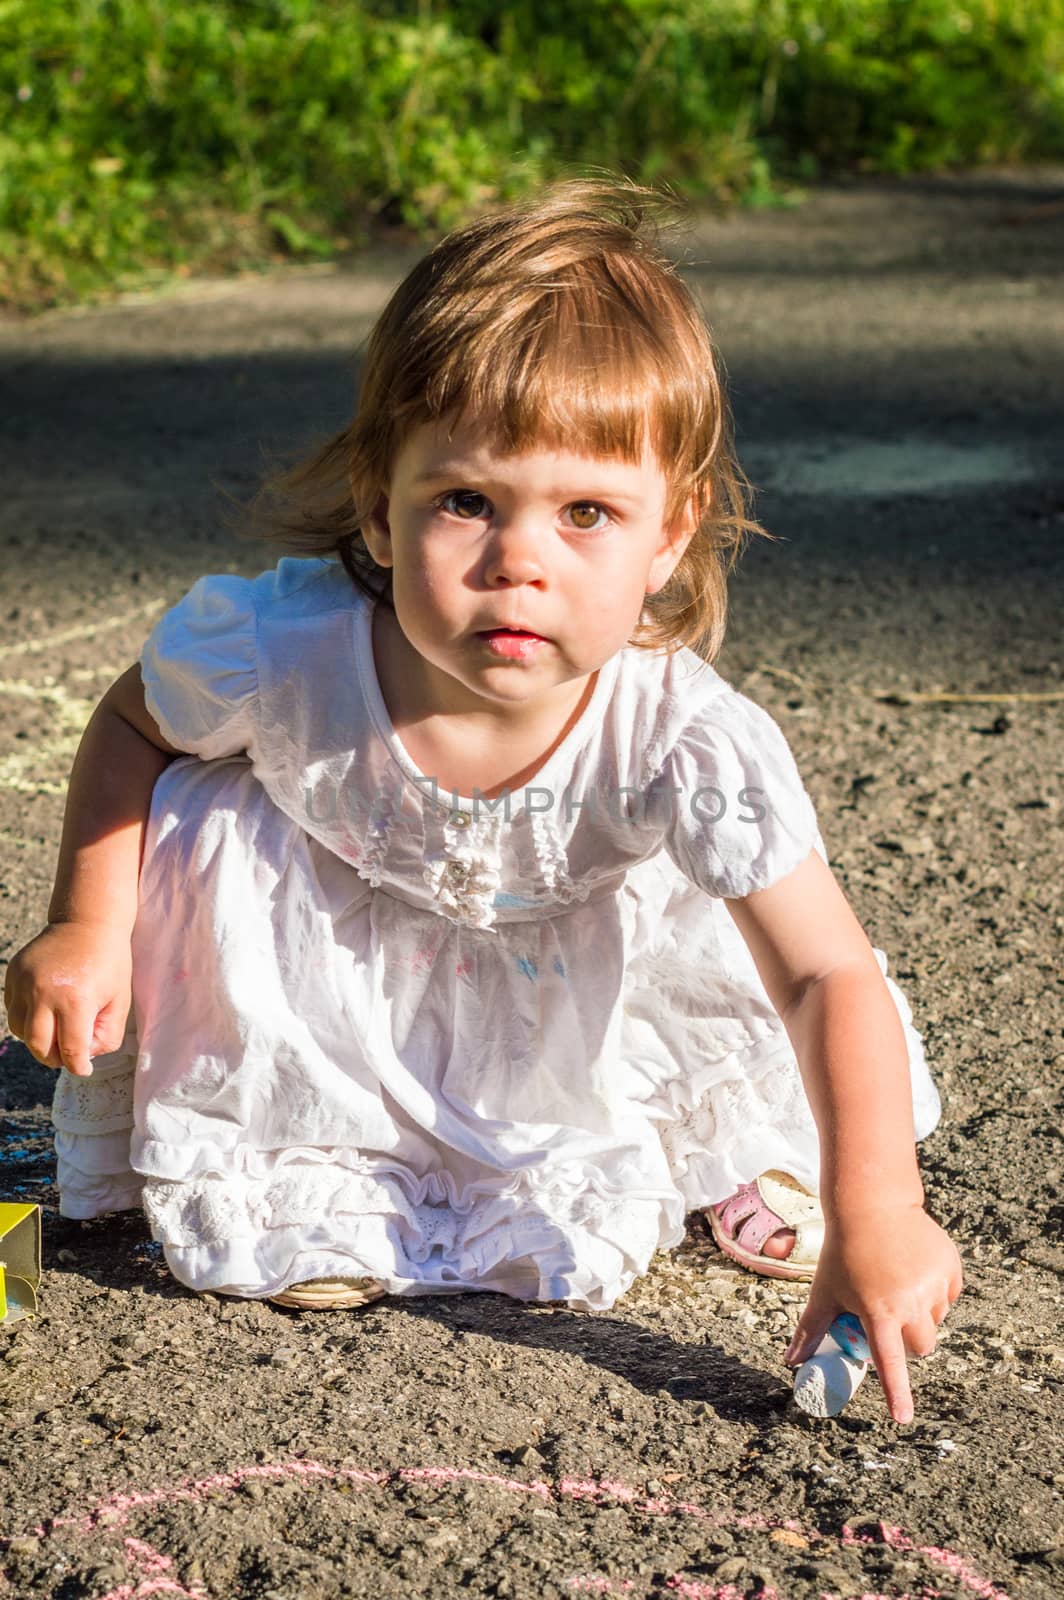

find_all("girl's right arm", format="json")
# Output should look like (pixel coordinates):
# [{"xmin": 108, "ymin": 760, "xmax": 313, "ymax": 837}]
[{"xmin": 2, "ymin": 665, "xmax": 186, "ymax": 1078}]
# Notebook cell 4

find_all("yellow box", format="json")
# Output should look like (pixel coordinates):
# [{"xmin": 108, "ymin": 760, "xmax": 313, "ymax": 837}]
[{"xmin": 0, "ymin": 1203, "xmax": 41, "ymax": 1325}]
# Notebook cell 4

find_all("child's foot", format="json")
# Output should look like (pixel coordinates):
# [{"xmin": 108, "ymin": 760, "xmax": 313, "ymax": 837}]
[
  {"xmin": 760, "ymin": 1226, "xmax": 799, "ymax": 1260},
  {"xmin": 705, "ymin": 1171, "xmax": 823, "ymax": 1282},
  {"xmin": 269, "ymin": 1277, "xmax": 388, "ymax": 1310}
]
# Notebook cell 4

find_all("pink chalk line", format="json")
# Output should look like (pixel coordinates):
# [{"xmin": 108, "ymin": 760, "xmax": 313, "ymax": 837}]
[
  {"xmin": 569, "ymin": 1581, "xmax": 776, "ymax": 1599},
  {"xmin": 569, "ymin": 1580, "xmax": 954, "ymax": 1600},
  {"xmin": 843, "ymin": 1523, "xmax": 1010, "ymax": 1600},
  {"xmin": 0, "ymin": 1462, "xmax": 1011, "ymax": 1600},
  {"xmin": 93, "ymin": 1536, "xmax": 208, "ymax": 1600},
  {"xmin": 0, "ymin": 1533, "xmax": 205, "ymax": 1600}
]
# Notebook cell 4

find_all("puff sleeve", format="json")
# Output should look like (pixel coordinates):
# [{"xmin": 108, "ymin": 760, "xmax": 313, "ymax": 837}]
[
  {"xmin": 652, "ymin": 689, "xmax": 821, "ymax": 899},
  {"xmin": 140, "ymin": 573, "xmax": 258, "ymax": 760}
]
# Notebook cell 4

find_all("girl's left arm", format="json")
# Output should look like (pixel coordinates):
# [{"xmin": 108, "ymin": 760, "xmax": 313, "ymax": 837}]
[{"xmin": 726, "ymin": 847, "xmax": 964, "ymax": 1423}]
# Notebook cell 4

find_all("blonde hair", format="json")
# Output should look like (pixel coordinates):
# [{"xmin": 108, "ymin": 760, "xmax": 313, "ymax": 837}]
[{"xmin": 240, "ymin": 179, "xmax": 772, "ymax": 660}]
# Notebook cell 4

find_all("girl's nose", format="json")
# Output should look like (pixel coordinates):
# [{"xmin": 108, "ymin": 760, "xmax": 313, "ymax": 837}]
[{"xmin": 482, "ymin": 518, "xmax": 546, "ymax": 587}]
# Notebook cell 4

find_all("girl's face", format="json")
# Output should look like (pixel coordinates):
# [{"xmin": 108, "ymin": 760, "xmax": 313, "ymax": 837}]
[{"xmin": 362, "ymin": 415, "xmax": 694, "ymax": 718}]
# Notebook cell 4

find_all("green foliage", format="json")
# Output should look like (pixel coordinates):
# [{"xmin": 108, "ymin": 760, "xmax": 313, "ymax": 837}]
[{"xmin": 2, "ymin": 0, "xmax": 1063, "ymax": 309}]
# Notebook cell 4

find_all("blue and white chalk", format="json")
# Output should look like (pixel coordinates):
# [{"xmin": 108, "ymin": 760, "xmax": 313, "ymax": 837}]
[{"xmin": 793, "ymin": 1313, "xmax": 871, "ymax": 1417}]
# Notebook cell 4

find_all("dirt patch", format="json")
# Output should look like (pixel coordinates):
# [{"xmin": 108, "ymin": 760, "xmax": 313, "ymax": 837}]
[{"xmin": 1, "ymin": 171, "xmax": 1063, "ymax": 1599}]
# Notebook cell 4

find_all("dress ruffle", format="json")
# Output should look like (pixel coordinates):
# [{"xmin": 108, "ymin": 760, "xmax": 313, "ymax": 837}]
[{"xmin": 141, "ymin": 1157, "xmax": 684, "ymax": 1310}]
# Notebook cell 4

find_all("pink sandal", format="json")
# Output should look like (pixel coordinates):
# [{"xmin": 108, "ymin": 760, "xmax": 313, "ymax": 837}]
[{"xmin": 707, "ymin": 1170, "xmax": 824, "ymax": 1282}]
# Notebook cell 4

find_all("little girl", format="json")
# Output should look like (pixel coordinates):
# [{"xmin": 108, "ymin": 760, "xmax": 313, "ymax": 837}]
[{"xmin": 4, "ymin": 181, "xmax": 959, "ymax": 1423}]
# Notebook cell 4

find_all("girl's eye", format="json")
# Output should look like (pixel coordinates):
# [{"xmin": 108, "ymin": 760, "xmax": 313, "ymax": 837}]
[
  {"xmin": 567, "ymin": 502, "xmax": 609, "ymax": 532},
  {"xmin": 439, "ymin": 490, "xmax": 489, "ymax": 520}
]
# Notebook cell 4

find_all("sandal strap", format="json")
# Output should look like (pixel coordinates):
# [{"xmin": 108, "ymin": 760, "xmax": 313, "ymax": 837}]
[
  {"xmin": 756, "ymin": 1171, "xmax": 824, "ymax": 1266},
  {"xmin": 713, "ymin": 1171, "xmax": 825, "ymax": 1264},
  {"xmin": 756, "ymin": 1170, "xmax": 822, "ymax": 1227},
  {"xmin": 786, "ymin": 1216, "xmax": 825, "ymax": 1268},
  {"xmin": 713, "ymin": 1181, "xmax": 786, "ymax": 1256}
]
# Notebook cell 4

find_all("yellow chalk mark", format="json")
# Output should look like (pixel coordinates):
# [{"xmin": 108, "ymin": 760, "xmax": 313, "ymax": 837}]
[
  {"xmin": 0, "ymin": 677, "xmax": 95, "ymax": 794},
  {"xmin": 0, "ymin": 678, "xmax": 97, "ymax": 727},
  {"xmin": 0, "ymin": 737, "xmax": 79, "ymax": 796},
  {"xmin": 69, "ymin": 666, "xmax": 125, "ymax": 683},
  {"xmin": 0, "ymin": 604, "xmax": 165, "ymax": 794},
  {"xmin": 0, "ymin": 777, "xmax": 68, "ymax": 797},
  {"xmin": 0, "ymin": 599, "xmax": 164, "ymax": 660}
]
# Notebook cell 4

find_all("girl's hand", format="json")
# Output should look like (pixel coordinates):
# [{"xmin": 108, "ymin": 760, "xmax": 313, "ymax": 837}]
[
  {"xmin": 784, "ymin": 1203, "xmax": 963, "ymax": 1424},
  {"xmin": 2, "ymin": 921, "xmax": 132, "ymax": 1077}
]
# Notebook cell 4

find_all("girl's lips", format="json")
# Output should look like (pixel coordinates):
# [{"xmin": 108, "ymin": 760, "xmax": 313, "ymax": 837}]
[
  {"xmin": 477, "ymin": 628, "xmax": 548, "ymax": 659},
  {"xmin": 477, "ymin": 627, "xmax": 545, "ymax": 638}
]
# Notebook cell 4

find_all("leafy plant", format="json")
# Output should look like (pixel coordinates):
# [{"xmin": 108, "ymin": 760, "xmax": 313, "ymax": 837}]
[{"xmin": 2, "ymin": 1, "xmax": 1062, "ymax": 310}]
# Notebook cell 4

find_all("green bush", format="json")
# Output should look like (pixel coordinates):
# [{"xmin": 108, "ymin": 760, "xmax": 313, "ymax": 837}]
[{"xmin": 2, "ymin": 1, "xmax": 1063, "ymax": 309}]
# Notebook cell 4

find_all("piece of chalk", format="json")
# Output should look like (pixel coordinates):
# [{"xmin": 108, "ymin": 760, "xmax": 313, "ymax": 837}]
[{"xmin": 793, "ymin": 1313, "xmax": 870, "ymax": 1418}]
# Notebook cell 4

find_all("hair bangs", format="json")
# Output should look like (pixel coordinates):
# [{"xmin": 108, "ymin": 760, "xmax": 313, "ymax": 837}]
[{"xmin": 421, "ymin": 275, "xmax": 713, "ymax": 522}]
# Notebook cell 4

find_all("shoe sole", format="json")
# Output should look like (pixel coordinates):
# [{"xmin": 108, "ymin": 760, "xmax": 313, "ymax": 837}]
[{"xmin": 269, "ymin": 1279, "xmax": 389, "ymax": 1310}]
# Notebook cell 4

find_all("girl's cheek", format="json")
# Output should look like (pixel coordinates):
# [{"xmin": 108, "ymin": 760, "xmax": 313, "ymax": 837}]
[{"xmin": 420, "ymin": 522, "xmax": 477, "ymax": 558}]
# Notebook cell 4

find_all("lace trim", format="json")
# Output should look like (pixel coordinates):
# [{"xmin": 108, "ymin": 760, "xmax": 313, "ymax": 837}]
[
  {"xmin": 660, "ymin": 1067, "xmax": 811, "ymax": 1161},
  {"xmin": 52, "ymin": 1058, "xmax": 136, "ymax": 1135},
  {"xmin": 352, "ymin": 789, "xmax": 398, "ymax": 888},
  {"xmin": 142, "ymin": 1160, "xmax": 673, "ymax": 1254},
  {"xmin": 528, "ymin": 810, "xmax": 591, "ymax": 908}
]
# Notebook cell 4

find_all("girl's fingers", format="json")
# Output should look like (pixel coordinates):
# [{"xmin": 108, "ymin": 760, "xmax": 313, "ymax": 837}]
[
  {"xmin": 784, "ymin": 1292, "xmax": 837, "ymax": 1367},
  {"xmin": 55, "ymin": 1005, "xmax": 96, "ymax": 1077},
  {"xmin": 934, "ymin": 1272, "xmax": 961, "ymax": 1323},
  {"xmin": 25, "ymin": 1007, "xmax": 61, "ymax": 1070},
  {"xmin": 866, "ymin": 1319, "xmax": 914, "ymax": 1424},
  {"xmin": 92, "ymin": 995, "xmax": 131, "ymax": 1058},
  {"xmin": 904, "ymin": 1314, "xmax": 939, "ymax": 1360},
  {"xmin": 3, "ymin": 975, "xmax": 24, "ymax": 1037}
]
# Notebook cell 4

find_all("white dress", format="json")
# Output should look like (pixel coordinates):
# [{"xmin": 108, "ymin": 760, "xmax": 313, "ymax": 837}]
[{"xmin": 52, "ymin": 557, "xmax": 941, "ymax": 1311}]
